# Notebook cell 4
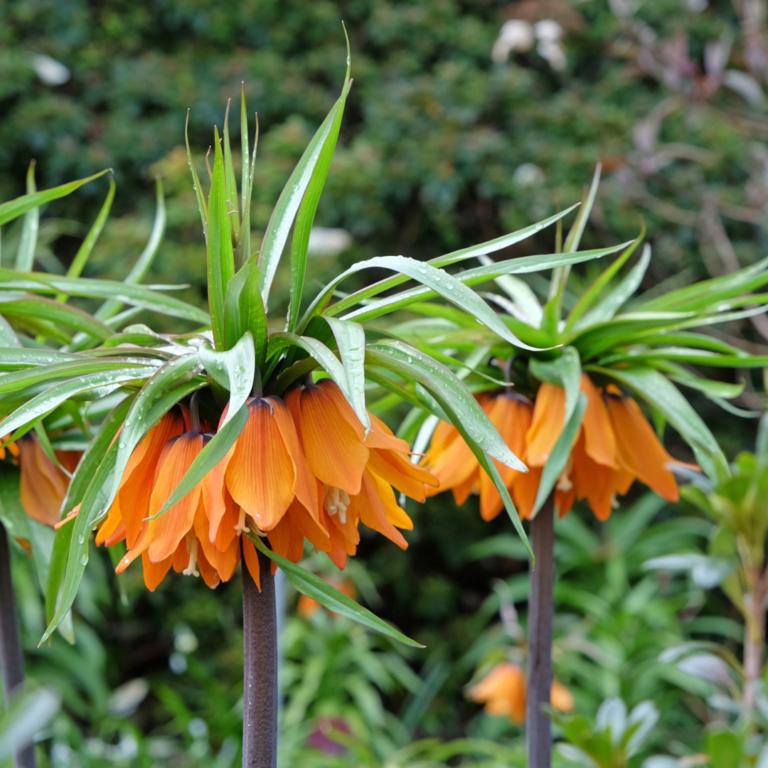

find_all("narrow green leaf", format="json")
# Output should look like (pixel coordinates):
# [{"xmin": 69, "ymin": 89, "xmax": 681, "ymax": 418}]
[
  {"xmin": 0, "ymin": 296, "xmax": 113, "ymax": 342},
  {"xmin": 324, "ymin": 317, "xmax": 368, "ymax": 431},
  {"xmin": 223, "ymin": 259, "xmax": 267, "ymax": 363},
  {"xmin": 222, "ymin": 101, "xmax": 241, "ymax": 247},
  {"xmin": 0, "ymin": 270, "xmax": 209, "ymax": 325},
  {"xmin": 315, "ymin": 204, "xmax": 580, "ymax": 324},
  {"xmin": 0, "ymin": 686, "xmax": 60, "ymax": 760},
  {"xmin": 331, "ymin": 244, "xmax": 631, "ymax": 326},
  {"xmin": 207, "ymin": 127, "xmax": 236, "ymax": 349},
  {"xmin": 0, "ymin": 170, "xmax": 111, "ymax": 227},
  {"xmin": 185, "ymin": 110, "xmax": 208, "ymax": 240},
  {"xmin": 58, "ymin": 176, "xmax": 116, "ymax": 299},
  {"xmin": 198, "ymin": 332, "xmax": 255, "ymax": 425},
  {"xmin": 258, "ymin": 63, "xmax": 352, "ymax": 309},
  {"xmin": 15, "ymin": 162, "xmax": 38, "ymax": 271},
  {"xmin": 286, "ymin": 53, "xmax": 351, "ymax": 330},
  {"xmin": 251, "ymin": 536, "xmax": 423, "ymax": 647}
]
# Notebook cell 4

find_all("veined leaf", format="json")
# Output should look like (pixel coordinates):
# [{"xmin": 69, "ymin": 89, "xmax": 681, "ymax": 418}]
[
  {"xmin": 251, "ymin": 536, "xmax": 423, "ymax": 647},
  {"xmin": 313, "ymin": 204, "xmax": 581, "ymax": 324},
  {"xmin": 207, "ymin": 127, "xmax": 236, "ymax": 349},
  {"xmin": 15, "ymin": 162, "xmax": 39, "ymax": 271},
  {"xmin": 259, "ymin": 58, "xmax": 352, "ymax": 308},
  {"xmin": 0, "ymin": 169, "xmax": 110, "ymax": 227}
]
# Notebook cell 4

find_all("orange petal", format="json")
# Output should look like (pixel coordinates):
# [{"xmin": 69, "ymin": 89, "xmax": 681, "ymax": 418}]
[
  {"xmin": 241, "ymin": 538, "xmax": 262, "ymax": 590},
  {"xmin": 226, "ymin": 399, "xmax": 297, "ymax": 531},
  {"xmin": 467, "ymin": 663, "xmax": 527, "ymax": 724},
  {"xmin": 352, "ymin": 471, "xmax": 412, "ymax": 549},
  {"xmin": 290, "ymin": 384, "xmax": 368, "ymax": 496},
  {"xmin": 147, "ymin": 434, "xmax": 205, "ymax": 562},
  {"xmin": 580, "ymin": 376, "xmax": 617, "ymax": 468},
  {"xmin": 19, "ymin": 438, "xmax": 69, "ymax": 526},
  {"xmin": 605, "ymin": 393, "xmax": 678, "ymax": 501},
  {"xmin": 141, "ymin": 551, "xmax": 174, "ymax": 591},
  {"xmin": 526, "ymin": 383, "xmax": 566, "ymax": 467}
]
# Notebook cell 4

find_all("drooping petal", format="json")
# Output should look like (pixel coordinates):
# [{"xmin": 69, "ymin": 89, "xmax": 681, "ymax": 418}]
[
  {"xmin": 605, "ymin": 392, "xmax": 678, "ymax": 501},
  {"xmin": 226, "ymin": 398, "xmax": 297, "ymax": 531},
  {"xmin": 467, "ymin": 663, "xmax": 527, "ymax": 724},
  {"xmin": 352, "ymin": 471, "xmax": 412, "ymax": 549},
  {"xmin": 525, "ymin": 382, "xmax": 565, "ymax": 467},
  {"xmin": 580, "ymin": 375, "xmax": 617, "ymax": 468},
  {"xmin": 19, "ymin": 438, "xmax": 69, "ymax": 526},
  {"xmin": 141, "ymin": 551, "xmax": 174, "ymax": 591},
  {"xmin": 289, "ymin": 384, "xmax": 369, "ymax": 496}
]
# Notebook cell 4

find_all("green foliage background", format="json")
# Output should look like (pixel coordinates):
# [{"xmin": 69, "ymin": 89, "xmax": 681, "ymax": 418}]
[{"xmin": 1, "ymin": 0, "xmax": 766, "ymax": 765}]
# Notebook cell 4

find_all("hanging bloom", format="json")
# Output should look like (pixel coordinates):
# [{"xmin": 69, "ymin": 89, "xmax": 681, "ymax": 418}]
[
  {"xmin": 424, "ymin": 375, "xmax": 680, "ymax": 521},
  {"xmin": 0, "ymin": 437, "xmax": 19, "ymax": 463},
  {"xmin": 95, "ymin": 382, "xmax": 435, "ymax": 590},
  {"xmin": 285, "ymin": 380, "xmax": 437, "ymax": 568},
  {"xmin": 467, "ymin": 662, "xmax": 573, "ymax": 724},
  {"xmin": 16, "ymin": 437, "xmax": 79, "ymax": 526}
]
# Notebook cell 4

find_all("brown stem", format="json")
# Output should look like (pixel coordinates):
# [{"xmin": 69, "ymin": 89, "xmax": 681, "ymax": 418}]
[
  {"xmin": 0, "ymin": 523, "xmax": 36, "ymax": 768},
  {"xmin": 242, "ymin": 551, "xmax": 278, "ymax": 768},
  {"xmin": 527, "ymin": 496, "xmax": 555, "ymax": 768},
  {"xmin": 743, "ymin": 567, "xmax": 766, "ymax": 720}
]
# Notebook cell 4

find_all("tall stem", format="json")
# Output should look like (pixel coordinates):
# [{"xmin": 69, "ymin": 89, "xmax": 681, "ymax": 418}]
[
  {"xmin": 242, "ymin": 551, "xmax": 278, "ymax": 768},
  {"xmin": 0, "ymin": 523, "xmax": 35, "ymax": 768},
  {"xmin": 743, "ymin": 566, "xmax": 766, "ymax": 722},
  {"xmin": 527, "ymin": 497, "xmax": 555, "ymax": 768}
]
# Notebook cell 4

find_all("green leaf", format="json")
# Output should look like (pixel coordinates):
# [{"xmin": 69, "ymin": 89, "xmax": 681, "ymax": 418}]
[
  {"xmin": 0, "ymin": 170, "xmax": 111, "ymax": 227},
  {"xmin": 0, "ymin": 367, "xmax": 155, "ymax": 437},
  {"xmin": 269, "ymin": 331, "xmax": 368, "ymax": 429},
  {"xmin": 222, "ymin": 101, "xmax": 240, "ymax": 247},
  {"xmin": 259, "ymin": 59, "xmax": 353, "ymax": 308},
  {"xmin": 198, "ymin": 332, "xmax": 255, "ymax": 425},
  {"xmin": 0, "ymin": 295, "xmax": 113, "ymax": 343},
  {"xmin": 185, "ymin": 110, "xmax": 208, "ymax": 240},
  {"xmin": 94, "ymin": 179, "xmax": 167, "ymax": 321},
  {"xmin": 223, "ymin": 259, "xmax": 267, "ymax": 363},
  {"xmin": 595, "ymin": 366, "xmax": 728, "ymax": 481},
  {"xmin": 207, "ymin": 127, "xmax": 237, "ymax": 349},
  {"xmin": 313, "ymin": 204, "xmax": 580, "ymax": 323},
  {"xmin": 333, "ymin": 244, "xmax": 631, "ymax": 326},
  {"xmin": 0, "ymin": 686, "xmax": 60, "ymax": 761},
  {"xmin": 15, "ymin": 163, "xmax": 39, "ymax": 271},
  {"xmin": 58, "ymin": 176, "xmax": 116, "ymax": 295},
  {"xmin": 323, "ymin": 317, "xmax": 369, "ymax": 431},
  {"xmin": 286, "ymin": 48, "xmax": 351, "ymax": 330},
  {"xmin": 238, "ymin": 85, "xmax": 256, "ymax": 264},
  {"xmin": 0, "ymin": 270, "xmax": 209, "ymax": 325},
  {"xmin": 251, "ymin": 536, "xmax": 423, "ymax": 648},
  {"xmin": 565, "ymin": 240, "xmax": 648, "ymax": 334}
]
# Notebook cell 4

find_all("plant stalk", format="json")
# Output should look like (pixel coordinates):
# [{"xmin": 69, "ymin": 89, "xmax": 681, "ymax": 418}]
[
  {"xmin": 527, "ymin": 496, "xmax": 555, "ymax": 768},
  {"xmin": 0, "ymin": 523, "xmax": 35, "ymax": 768},
  {"xmin": 743, "ymin": 565, "xmax": 766, "ymax": 721},
  {"xmin": 242, "ymin": 550, "xmax": 278, "ymax": 768}
]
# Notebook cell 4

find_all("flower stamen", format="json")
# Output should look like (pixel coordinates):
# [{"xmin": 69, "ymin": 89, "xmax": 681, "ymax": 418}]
[{"xmin": 324, "ymin": 486, "xmax": 351, "ymax": 524}]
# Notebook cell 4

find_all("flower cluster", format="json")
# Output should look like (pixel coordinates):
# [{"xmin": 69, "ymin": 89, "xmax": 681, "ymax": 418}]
[
  {"xmin": 97, "ymin": 380, "xmax": 437, "ymax": 590},
  {"xmin": 467, "ymin": 662, "xmax": 573, "ymax": 724},
  {"xmin": 424, "ymin": 374, "xmax": 680, "ymax": 521}
]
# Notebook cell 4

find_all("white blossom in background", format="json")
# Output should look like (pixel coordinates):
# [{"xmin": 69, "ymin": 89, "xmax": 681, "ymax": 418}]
[
  {"xmin": 512, "ymin": 163, "xmax": 545, "ymax": 188},
  {"xmin": 31, "ymin": 54, "xmax": 70, "ymax": 86},
  {"xmin": 491, "ymin": 20, "xmax": 535, "ymax": 63},
  {"xmin": 535, "ymin": 20, "xmax": 566, "ymax": 72},
  {"xmin": 492, "ymin": 18, "xmax": 566, "ymax": 71},
  {"xmin": 308, "ymin": 227, "xmax": 352, "ymax": 257}
]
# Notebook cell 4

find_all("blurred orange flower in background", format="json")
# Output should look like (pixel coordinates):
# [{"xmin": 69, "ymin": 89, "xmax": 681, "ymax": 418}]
[
  {"xmin": 467, "ymin": 662, "xmax": 574, "ymax": 724},
  {"xmin": 424, "ymin": 374, "xmax": 680, "ymax": 521}
]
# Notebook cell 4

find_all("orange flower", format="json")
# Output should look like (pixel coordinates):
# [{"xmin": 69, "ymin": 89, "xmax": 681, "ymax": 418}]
[
  {"xmin": 96, "ymin": 382, "xmax": 434, "ymax": 591},
  {"xmin": 16, "ymin": 437, "xmax": 79, "ymax": 526},
  {"xmin": 467, "ymin": 662, "xmax": 573, "ymax": 724},
  {"xmin": 0, "ymin": 437, "xmax": 19, "ymax": 463},
  {"xmin": 424, "ymin": 375, "xmax": 680, "ymax": 521}
]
